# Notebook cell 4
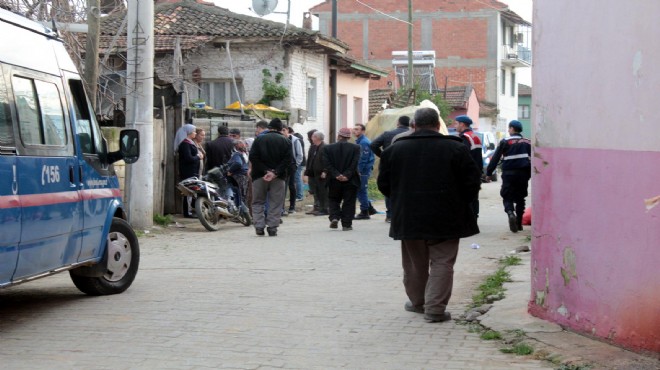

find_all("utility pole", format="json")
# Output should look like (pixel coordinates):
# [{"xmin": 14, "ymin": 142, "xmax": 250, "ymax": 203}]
[
  {"xmin": 83, "ymin": 0, "xmax": 100, "ymax": 110},
  {"xmin": 407, "ymin": 0, "xmax": 413, "ymax": 90},
  {"xmin": 329, "ymin": 0, "xmax": 337, "ymax": 142},
  {"xmin": 125, "ymin": 0, "xmax": 154, "ymax": 228}
]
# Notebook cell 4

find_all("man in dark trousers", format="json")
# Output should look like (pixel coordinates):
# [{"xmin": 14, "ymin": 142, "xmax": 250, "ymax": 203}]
[
  {"xmin": 486, "ymin": 120, "xmax": 532, "ymax": 233},
  {"xmin": 321, "ymin": 127, "xmax": 360, "ymax": 231},
  {"xmin": 455, "ymin": 115, "xmax": 483, "ymax": 218},
  {"xmin": 205, "ymin": 125, "xmax": 234, "ymax": 172},
  {"xmin": 378, "ymin": 107, "xmax": 481, "ymax": 323},
  {"xmin": 304, "ymin": 130, "xmax": 329, "ymax": 215},
  {"xmin": 249, "ymin": 118, "xmax": 293, "ymax": 237},
  {"xmin": 370, "ymin": 115, "xmax": 410, "ymax": 222}
]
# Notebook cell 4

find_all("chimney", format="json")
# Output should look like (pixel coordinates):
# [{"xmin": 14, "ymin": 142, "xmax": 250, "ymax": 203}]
[{"xmin": 303, "ymin": 12, "xmax": 312, "ymax": 30}]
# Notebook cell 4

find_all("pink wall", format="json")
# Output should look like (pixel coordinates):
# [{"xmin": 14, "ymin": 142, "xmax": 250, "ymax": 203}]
[
  {"xmin": 531, "ymin": 147, "xmax": 660, "ymax": 353},
  {"xmin": 531, "ymin": 1, "xmax": 660, "ymax": 353}
]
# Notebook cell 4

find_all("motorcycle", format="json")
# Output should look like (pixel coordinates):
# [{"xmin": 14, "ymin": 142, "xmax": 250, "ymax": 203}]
[{"xmin": 177, "ymin": 167, "xmax": 252, "ymax": 231}]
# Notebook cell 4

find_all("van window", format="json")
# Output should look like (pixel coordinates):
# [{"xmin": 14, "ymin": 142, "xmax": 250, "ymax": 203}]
[
  {"xmin": 69, "ymin": 79, "xmax": 103, "ymax": 155},
  {"xmin": 13, "ymin": 76, "xmax": 66, "ymax": 146},
  {"xmin": 0, "ymin": 69, "xmax": 14, "ymax": 148}
]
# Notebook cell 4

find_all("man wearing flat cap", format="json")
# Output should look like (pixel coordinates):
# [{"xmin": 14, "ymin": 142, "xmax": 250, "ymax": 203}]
[
  {"xmin": 455, "ymin": 115, "xmax": 483, "ymax": 218},
  {"xmin": 321, "ymin": 127, "xmax": 361, "ymax": 231}
]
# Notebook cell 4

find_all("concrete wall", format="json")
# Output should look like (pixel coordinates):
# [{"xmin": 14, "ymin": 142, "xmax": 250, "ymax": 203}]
[
  {"xmin": 530, "ymin": 1, "xmax": 660, "ymax": 353},
  {"xmin": 336, "ymin": 72, "xmax": 370, "ymax": 128}
]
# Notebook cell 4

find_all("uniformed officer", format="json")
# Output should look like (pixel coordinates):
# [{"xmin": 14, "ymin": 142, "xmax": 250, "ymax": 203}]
[
  {"xmin": 486, "ymin": 120, "xmax": 531, "ymax": 232},
  {"xmin": 455, "ymin": 115, "xmax": 483, "ymax": 218}
]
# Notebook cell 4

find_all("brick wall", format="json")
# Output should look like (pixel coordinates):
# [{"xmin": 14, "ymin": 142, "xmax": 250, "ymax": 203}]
[{"xmin": 313, "ymin": 0, "xmax": 503, "ymax": 103}]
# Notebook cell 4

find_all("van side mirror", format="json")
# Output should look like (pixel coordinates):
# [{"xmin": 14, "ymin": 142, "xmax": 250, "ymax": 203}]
[
  {"xmin": 120, "ymin": 129, "xmax": 140, "ymax": 164},
  {"xmin": 488, "ymin": 143, "xmax": 495, "ymax": 150}
]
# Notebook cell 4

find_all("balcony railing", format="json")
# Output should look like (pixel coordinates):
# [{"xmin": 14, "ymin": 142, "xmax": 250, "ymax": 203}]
[{"xmin": 501, "ymin": 44, "xmax": 532, "ymax": 67}]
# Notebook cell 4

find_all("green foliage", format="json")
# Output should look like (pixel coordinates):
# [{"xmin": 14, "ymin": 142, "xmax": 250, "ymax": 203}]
[
  {"xmin": 153, "ymin": 214, "xmax": 173, "ymax": 227},
  {"xmin": 480, "ymin": 330, "xmax": 502, "ymax": 340},
  {"xmin": 500, "ymin": 342, "xmax": 534, "ymax": 355},
  {"xmin": 367, "ymin": 177, "xmax": 384, "ymax": 200},
  {"xmin": 472, "ymin": 267, "xmax": 511, "ymax": 306},
  {"xmin": 259, "ymin": 68, "xmax": 288, "ymax": 104},
  {"xmin": 415, "ymin": 89, "xmax": 453, "ymax": 122},
  {"xmin": 501, "ymin": 255, "xmax": 522, "ymax": 266}
]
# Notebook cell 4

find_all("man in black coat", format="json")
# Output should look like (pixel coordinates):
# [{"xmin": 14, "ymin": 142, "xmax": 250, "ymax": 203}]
[
  {"xmin": 304, "ymin": 130, "xmax": 329, "ymax": 215},
  {"xmin": 249, "ymin": 118, "xmax": 293, "ymax": 237},
  {"xmin": 321, "ymin": 127, "xmax": 360, "ymax": 231},
  {"xmin": 205, "ymin": 126, "xmax": 234, "ymax": 172},
  {"xmin": 370, "ymin": 115, "xmax": 411, "ymax": 222},
  {"xmin": 377, "ymin": 107, "xmax": 482, "ymax": 323}
]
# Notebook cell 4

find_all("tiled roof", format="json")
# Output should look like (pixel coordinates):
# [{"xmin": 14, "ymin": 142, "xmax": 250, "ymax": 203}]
[
  {"xmin": 369, "ymin": 89, "xmax": 394, "ymax": 119},
  {"xmin": 435, "ymin": 86, "xmax": 473, "ymax": 109},
  {"xmin": 98, "ymin": 0, "xmax": 349, "ymax": 53},
  {"xmin": 518, "ymin": 83, "xmax": 532, "ymax": 96}
]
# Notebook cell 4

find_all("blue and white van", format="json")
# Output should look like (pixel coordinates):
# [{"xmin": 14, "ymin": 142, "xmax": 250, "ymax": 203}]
[{"xmin": 0, "ymin": 8, "xmax": 140, "ymax": 295}]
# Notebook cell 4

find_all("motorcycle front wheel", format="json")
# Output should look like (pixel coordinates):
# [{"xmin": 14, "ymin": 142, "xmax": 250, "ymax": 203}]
[
  {"xmin": 238, "ymin": 204, "xmax": 252, "ymax": 227},
  {"xmin": 196, "ymin": 196, "xmax": 221, "ymax": 231}
]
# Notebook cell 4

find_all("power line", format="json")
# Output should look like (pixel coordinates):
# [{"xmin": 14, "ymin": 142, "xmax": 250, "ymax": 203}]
[{"xmin": 353, "ymin": 0, "xmax": 413, "ymax": 25}]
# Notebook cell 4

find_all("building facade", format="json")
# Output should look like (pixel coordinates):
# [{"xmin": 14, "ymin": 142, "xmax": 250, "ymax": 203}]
[
  {"xmin": 531, "ymin": 1, "xmax": 660, "ymax": 353},
  {"xmin": 310, "ymin": 0, "xmax": 531, "ymax": 133}
]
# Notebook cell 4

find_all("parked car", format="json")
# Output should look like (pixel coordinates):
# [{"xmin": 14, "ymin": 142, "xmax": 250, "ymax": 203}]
[{"xmin": 0, "ymin": 8, "xmax": 140, "ymax": 295}]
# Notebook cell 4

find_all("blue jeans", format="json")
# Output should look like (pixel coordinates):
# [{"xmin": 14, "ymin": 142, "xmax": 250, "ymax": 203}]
[
  {"xmin": 295, "ymin": 165, "xmax": 304, "ymax": 199},
  {"xmin": 357, "ymin": 172, "xmax": 371, "ymax": 211}
]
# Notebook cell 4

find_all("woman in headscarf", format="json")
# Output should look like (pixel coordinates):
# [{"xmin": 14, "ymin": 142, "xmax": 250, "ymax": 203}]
[
  {"xmin": 177, "ymin": 124, "xmax": 202, "ymax": 217},
  {"xmin": 193, "ymin": 127, "xmax": 207, "ymax": 177}
]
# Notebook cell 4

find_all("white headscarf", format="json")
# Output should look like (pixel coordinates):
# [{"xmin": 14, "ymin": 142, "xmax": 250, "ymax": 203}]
[{"xmin": 173, "ymin": 124, "xmax": 196, "ymax": 153}]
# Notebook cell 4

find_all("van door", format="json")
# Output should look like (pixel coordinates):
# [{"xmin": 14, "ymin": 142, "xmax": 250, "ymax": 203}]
[
  {"xmin": 0, "ymin": 67, "xmax": 19, "ymax": 285},
  {"xmin": 10, "ymin": 69, "xmax": 83, "ymax": 280},
  {"xmin": 66, "ymin": 77, "xmax": 117, "ymax": 262}
]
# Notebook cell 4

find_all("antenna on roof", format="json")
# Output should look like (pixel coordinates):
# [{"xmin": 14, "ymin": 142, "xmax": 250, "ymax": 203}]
[{"xmin": 251, "ymin": 0, "xmax": 278, "ymax": 16}]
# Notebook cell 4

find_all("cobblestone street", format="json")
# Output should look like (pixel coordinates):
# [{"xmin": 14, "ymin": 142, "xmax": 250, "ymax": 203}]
[{"xmin": 0, "ymin": 183, "xmax": 553, "ymax": 369}]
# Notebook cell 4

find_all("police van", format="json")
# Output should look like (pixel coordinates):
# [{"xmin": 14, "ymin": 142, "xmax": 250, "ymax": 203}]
[{"xmin": 0, "ymin": 8, "xmax": 140, "ymax": 295}]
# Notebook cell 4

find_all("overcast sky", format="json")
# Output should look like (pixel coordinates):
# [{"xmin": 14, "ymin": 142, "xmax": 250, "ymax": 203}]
[{"xmin": 212, "ymin": 0, "xmax": 533, "ymax": 27}]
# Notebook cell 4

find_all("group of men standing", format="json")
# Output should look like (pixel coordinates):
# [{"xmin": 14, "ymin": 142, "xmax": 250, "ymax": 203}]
[{"xmin": 192, "ymin": 112, "xmax": 531, "ymax": 325}]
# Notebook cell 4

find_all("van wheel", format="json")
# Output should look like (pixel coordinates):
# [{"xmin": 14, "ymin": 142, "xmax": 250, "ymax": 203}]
[
  {"xmin": 196, "ymin": 196, "xmax": 221, "ymax": 231},
  {"xmin": 70, "ymin": 218, "xmax": 140, "ymax": 295}
]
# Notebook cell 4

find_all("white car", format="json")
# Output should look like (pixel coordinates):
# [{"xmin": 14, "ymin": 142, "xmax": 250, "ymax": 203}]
[{"xmin": 476, "ymin": 131, "xmax": 499, "ymax": 181}]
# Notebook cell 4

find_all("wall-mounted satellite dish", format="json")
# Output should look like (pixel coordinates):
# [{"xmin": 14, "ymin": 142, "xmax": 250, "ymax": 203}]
[{"xmin": 252, "ymin": 0, "xmax": 278, "ymax": 16}]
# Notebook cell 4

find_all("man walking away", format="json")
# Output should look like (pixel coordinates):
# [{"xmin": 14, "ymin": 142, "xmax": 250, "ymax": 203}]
[
  {"xmin": 249, "ymin": 118, "xmax": 293, "ymax": 237},
  {"xmin": 353, "ymin": 124, "xmax": 377, "ymax": 219},
  {"xmin": 290, "ymin": 127, "xmax": 306, "ymax": 201},
  {"xmin": 305, "ymin": 131, "xmax": 329, "ymax": 215},
  {"xmin": 455, "ymin": 115, "xmax": 483, "ymax": 218},
  {"xmin": 284, "ymin": 125, "xmax": 303, "ymax": 214},
  {"xmin": 321, "ymin": 127, "xmax": 360, "ymax": 231},
  {"xmin": 486, "ymin": 120, "xmax": 531, "ymax": 233},
  {"xmin": 377, "ymin": 108, "xmax": 481, "ymax": 323},
  {"xmin": 370, "ymin": 115, "xmax": 410, "ymax": 222}
]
